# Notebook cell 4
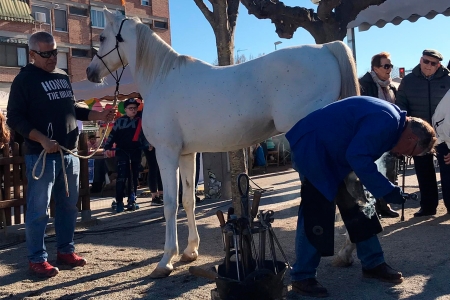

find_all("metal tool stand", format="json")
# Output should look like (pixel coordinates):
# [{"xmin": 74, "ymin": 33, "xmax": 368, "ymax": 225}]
[{"xmin": 209, "ymin": 173, "xmax": 290, "ymax": 300}]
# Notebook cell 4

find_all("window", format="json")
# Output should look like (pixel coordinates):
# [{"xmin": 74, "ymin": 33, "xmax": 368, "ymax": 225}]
[
  {"xmin": 57, "ymin": 52, "xmax": 68, "ymax": 73},
  {"xmin": 0, "ymin": 44, "xmax": 28, "ymax": 67},
  {"xmin": 90, "ymin": 8, "xmax": 105, "ymax": 28},
  {"xmin": 72, "ymin": 48, "xmax": 90, "ymax": 57},
  {"xmin": 154, "ymin": 21, "xmax": 168, "ymax": 29},
  {"xmin": 31, "ymin": 6, "xmax": 50, "ymax": 24},
  {"xmin": 69, "ymin": 6, "xmax": 88, "ymax": 17},
  {"xmin": 54, "ymin": 9, "xmax": 67, "ymax": 31},
  {"xmin": 141, "ymin": 0, "xmax": 149, "ymax": 6}
]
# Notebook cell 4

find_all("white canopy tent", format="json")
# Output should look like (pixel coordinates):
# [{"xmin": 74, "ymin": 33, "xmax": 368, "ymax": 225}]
[
  {"xmin": 347, "ymin": 0, "xmax": 450, "ymax": 32},
  {"xmin": 346, "ymin": 0, "xmax": 450, "ymax": 57}
]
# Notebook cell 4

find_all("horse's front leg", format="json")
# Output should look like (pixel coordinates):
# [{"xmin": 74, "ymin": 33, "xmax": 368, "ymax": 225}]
[
  {"xmin": 150, "ymin": 150, "xmax": 180, "ymax": 278},
  {"xmin": 179, "ymin": 153, "xmax": 199, "ymax": 262}
]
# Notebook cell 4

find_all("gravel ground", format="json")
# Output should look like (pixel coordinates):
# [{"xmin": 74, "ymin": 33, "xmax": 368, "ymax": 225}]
[{"xmin": 1, "ymin": 165, "xmax": 450, "ymax": 300}]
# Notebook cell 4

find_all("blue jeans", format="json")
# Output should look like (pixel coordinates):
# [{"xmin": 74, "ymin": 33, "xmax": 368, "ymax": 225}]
[
  {"xmin": 291, "ymin": 205, "xmax": 385, "ymax": 281},
  {"xmin": 25, "ymin": 153, "xmax": 80, "ymax": 263}
]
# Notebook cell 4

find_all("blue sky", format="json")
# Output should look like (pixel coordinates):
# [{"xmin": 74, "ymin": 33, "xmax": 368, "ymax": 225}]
[{"xmin": 169, "ymin": 1, "xmax": 450, "ymax": 77}]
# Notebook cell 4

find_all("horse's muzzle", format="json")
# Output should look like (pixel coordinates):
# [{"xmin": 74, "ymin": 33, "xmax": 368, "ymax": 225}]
[{"xmin": 86, "ymin": 67, "xmax": 102, "ymax": 83}]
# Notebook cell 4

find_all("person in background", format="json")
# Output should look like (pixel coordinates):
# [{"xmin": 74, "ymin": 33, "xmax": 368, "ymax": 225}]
[
  {"xmin": 286, "ymin": 96, "xmax": 436, "ymax": 298},
  {"xmin": 87, "ymin": 134, "xmax": 99, "ymax": 154},
  {"xmin": 432, "ymin": 89, "xmax": 450, "ymax": 214},
  {"xmin": 396, "ymin": 49, "xmax": 450, "ymax": 217},
  {"xmin": 104, "ymin": 98, "xmax": 149, "ymax": 213},
  {"xmin": 0, "ymin": 110, "xmax": 10, "ymax": 150},
  {"xmin": 359, "ymin": 52, "xmax": 399, "ymax": 218},
  {"xmin": 7, "ymin": 31, "xmax": 115, "ymax": 278},
  {"xmin": 143, "ymin": 146, "xmax": 164, "ymax": 206}
]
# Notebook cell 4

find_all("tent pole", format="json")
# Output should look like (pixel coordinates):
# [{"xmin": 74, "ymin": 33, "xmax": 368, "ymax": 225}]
[{"xmin": 346, "ymin": 28, "xmax": 357, "ymax": 63}]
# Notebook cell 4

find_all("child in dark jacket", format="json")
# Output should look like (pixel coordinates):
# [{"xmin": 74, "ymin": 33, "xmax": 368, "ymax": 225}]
[{"xmin": 104, "ymin": 98, "xmax": 148, "ymax": 212}]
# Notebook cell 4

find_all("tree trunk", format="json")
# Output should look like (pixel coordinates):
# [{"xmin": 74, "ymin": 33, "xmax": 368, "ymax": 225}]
[{"xmin": 194, "ymin": 0, "xmax": 246, "ymax": 216}]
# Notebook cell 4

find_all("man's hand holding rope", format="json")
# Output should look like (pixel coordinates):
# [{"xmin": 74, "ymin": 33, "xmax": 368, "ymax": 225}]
[{"xmin": 31, "ymin": 106, "xmax": 117, "ymax": 196}]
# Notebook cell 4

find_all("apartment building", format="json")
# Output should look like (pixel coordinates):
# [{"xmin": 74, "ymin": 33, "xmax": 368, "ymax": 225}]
[{"xmin": 0, "ymin": 0, "xmax": 170, "ymax": 108}]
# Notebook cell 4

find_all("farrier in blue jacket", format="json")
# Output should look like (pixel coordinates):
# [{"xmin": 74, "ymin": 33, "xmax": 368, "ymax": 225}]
[{"xmin": 286, "ymin": 96, "xmax": 406, "ymax": 202}]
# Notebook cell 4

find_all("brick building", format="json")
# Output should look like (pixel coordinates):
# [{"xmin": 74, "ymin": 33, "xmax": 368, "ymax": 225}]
[{"xmin": 0, "ymin": 0, "xmax": 170, "ymax": 109}]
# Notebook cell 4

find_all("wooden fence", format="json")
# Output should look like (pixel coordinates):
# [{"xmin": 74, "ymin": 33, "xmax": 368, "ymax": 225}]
[{"xmin": 0, "ymin": 134, "xmax": 91, "ymax": 231}]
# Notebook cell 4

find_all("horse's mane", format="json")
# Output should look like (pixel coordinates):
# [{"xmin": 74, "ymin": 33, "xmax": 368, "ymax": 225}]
[{"xmin": 135, "ymin": 23, "xmax": 192, "ymax": 85}]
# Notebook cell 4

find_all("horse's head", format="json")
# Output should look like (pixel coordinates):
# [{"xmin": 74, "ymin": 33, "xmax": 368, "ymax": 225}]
[{"xmin": 86, "ymin": 8, "xmax": 138, "ymax": 83}]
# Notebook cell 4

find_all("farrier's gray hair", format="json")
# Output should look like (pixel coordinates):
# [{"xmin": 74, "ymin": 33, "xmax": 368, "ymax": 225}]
[
  {"xmin": 28, "ymin": 31, "xmax": 55, "ymax": 51},
  {"xmin": 408, "ymin": 117, "xmax": 437, "ymax": 155}
]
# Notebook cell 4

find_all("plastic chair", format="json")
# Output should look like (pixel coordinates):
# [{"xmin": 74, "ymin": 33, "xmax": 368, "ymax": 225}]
[{"xmin": 266, "ymin": 141, "xmax": 280, "ymax": 167}]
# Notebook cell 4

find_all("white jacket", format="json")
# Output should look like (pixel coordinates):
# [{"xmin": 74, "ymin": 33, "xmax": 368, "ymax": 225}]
[{"xmin": 432, "ymin": 89, "xmax": 450, "ymax": 148}]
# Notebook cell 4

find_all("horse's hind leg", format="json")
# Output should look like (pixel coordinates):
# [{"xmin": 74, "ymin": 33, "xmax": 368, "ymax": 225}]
[
  {"xmin": 179, "ymin": 153, "xmax": 199, "ymax": 262},
  {"xmin": 150, "ymin": 149, "xmax": 180, "ymax": 278},
  {"xmin": 333, "ymin": 233, "xmax": 355, "ymax": 267}
]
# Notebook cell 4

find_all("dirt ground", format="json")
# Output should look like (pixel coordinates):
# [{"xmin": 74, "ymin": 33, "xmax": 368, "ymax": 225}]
[{"xmin": 1, "ymin": 165, "xmax": 450, "ymax": 300}]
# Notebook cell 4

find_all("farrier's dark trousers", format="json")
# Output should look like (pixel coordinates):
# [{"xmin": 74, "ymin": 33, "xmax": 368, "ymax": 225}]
[{"xmin": 413, "ymin": 154, "xmax": 439, "ymax": 211}]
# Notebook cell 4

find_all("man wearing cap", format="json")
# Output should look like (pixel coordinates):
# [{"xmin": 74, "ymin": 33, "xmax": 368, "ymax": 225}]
[{"xmin": 397, "ymin": 49, "xmax": 450, "ymax": 217}]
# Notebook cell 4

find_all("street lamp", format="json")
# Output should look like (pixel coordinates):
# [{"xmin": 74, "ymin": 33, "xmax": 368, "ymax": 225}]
[
  {"xmin": 274, "ymin": 41, "xmax": 282, "ymax": 51},
  {"xmin": 237, "ymin": 49, "xmax": 247, "ymax": 56},
  {"xmin": 236, "ymin": 49, "xmax": 247, "ymax": 64}
]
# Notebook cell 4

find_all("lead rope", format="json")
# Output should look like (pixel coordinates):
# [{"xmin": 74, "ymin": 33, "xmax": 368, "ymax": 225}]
[{"xmin": 32, "ymin": 81, "xmax": 122, "ymax": 197}]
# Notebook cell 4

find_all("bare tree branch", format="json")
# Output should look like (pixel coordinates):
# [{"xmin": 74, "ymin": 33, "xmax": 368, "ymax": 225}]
[
  {"xmin": 193, "ymin": 0, "xmax": 215, "ymax": 25},
  {"xmin": 227, "ymin": 0, "xmax": 240, "ymax": 30},
  {"xmin": 240, "ymin": 0, "xmax": 388, "ymax": 43}
]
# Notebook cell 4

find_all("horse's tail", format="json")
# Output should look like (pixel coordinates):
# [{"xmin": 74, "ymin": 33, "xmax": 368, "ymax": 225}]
[{"xmin": 324, "ymin": 41, "xmax": 360, "ymax": 99}]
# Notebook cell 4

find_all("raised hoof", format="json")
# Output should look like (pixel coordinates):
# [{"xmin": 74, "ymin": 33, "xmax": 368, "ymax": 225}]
[
  {"xmin": 332, "ymin": 256, "xmax": 353, "ymax": 268},
  {"xmin": 149, "ymin": 267, "xmax": 173, "ymax": 278},
  {"xmin": 180, "ymin": 253, "xmax": 198, "ymax": 263}
]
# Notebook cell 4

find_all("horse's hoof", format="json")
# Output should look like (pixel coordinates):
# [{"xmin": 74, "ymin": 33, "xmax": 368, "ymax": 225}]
[
  {"xmin": 332, "ymin": 256, "xmax": 353, "ymax": 268},
  {"xmin": 149, "ymin": 267, "xmax": 173, "ymax": 278},
  {"xmin": 180, "ymin": 252, "xmax": 198, "ymax": 263}
]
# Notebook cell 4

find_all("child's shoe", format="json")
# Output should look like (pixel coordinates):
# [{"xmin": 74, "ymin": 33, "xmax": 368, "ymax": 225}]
[{"xmin": 116, "ymin": 201, "xmax": 124, "ymax": 213}]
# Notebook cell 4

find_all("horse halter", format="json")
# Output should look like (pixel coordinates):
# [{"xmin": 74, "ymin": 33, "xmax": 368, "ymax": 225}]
[{"xmin": 96, "ymin": 18, "xmax": 129, "ymax": 96}]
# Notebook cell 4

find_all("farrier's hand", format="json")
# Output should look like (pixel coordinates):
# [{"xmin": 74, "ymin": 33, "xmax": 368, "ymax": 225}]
[
  {"xmin": 383, "ymin": 186, "xmax": 405, "ymax": 204},
  {"xmin": 444, "ymin": 153, "xmax": 450, "ymax": 165},
  {"xmin": 41, "ymin": 139, "xmax": 60, "ymax": 153}
]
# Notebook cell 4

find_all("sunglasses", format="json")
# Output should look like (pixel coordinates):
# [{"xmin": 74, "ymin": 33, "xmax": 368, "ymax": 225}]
[
  {"xmin": 422, "ymin": 58, "xmax": 439, "ymax": 67},
  {"xmin": 381, "ymin": 64, "xmax": 393, "ymax": 70},
  {"xmin": 31, "ymin": 49, "xmax": 58, "ymax": 58},
  {"xmin": 126, "ymin": 106, "xmax": 138, "ymax": 111}
]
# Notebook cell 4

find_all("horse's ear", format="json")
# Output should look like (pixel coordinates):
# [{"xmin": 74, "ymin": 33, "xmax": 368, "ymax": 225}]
[{"xmin": 103, "ymin": 7, "xmax": 115, "ymax": 25}]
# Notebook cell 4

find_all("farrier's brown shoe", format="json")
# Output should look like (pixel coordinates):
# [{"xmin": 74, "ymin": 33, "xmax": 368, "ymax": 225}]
[
  {"xmin": 362, "ymin": 262, "xmax": 403, "ymax": 284},
  {"xmin": 292, "ymin": 278, "xmax": 329, "ymax": 298}
]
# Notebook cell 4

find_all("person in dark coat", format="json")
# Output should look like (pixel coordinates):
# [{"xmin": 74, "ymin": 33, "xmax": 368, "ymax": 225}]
[
  {"xmin": 359, "ymin": 52, "xmax": 399, "ymax": 218},
  {"xmin": 396, "ymin": 49, "xmax": 450, "ymax": 217},
  {"xmin": 286, "ymin": 96, "xmax": 436, "ymax": 298}
]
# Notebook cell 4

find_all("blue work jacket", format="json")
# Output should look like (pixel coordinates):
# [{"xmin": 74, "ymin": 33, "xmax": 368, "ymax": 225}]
[{"xmin": 286, "ymin": 96, "xmax": 406, "ymax": 202}]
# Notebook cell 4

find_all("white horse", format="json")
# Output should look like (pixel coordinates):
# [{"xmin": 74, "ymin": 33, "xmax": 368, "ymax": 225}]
[{"xmin": 86, "ymin": 9, "xmax": 360, "ymax": 278}]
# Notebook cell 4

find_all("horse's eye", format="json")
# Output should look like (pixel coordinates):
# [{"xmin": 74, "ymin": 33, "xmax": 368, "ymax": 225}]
[{"xmin": 100, "ymin": 36, "xmax": 105, "ymax": 42}]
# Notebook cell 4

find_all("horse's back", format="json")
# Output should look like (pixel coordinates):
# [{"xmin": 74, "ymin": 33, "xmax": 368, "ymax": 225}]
[{"xmin": 142, "ymin": 43, "xmax": 343, "ymax": 152}]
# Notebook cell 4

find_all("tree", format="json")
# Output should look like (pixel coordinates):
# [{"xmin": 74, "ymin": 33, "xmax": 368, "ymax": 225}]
[
  {"xmin": 240, "ymin": 0, "xmax": 387, "ymax": 43},
  {"xmin": 194, "ymin": 0, "xmax": 247, "ymax": 216}
]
